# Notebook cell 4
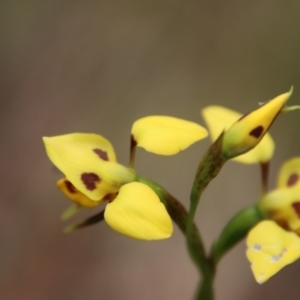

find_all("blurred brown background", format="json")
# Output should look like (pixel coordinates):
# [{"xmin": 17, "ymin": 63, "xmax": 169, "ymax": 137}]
[{"xmin": 1, "ymin": 1, "xmax": 300, "ymax": 299}]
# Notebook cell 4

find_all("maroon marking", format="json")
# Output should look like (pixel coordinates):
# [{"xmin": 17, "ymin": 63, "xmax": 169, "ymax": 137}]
[
  {"xmin": 130, "ymin": 134, "xmax": 137, "ymax": 150},
  {"xmin": 81, "ymin": 173, "xmax": 100, "ymax": 191},
  {"xmin": 292, "ymin": 202, "xmax": 300, "ymax": 218},
  {"xmin": 249, "ymin": 126, "xmax": 264, "ymax": 138},
  {"xmin": 93, "ymin": 149, "xmax": 109, "ymax": 161},
  {"xmin": 287, "ymin": 173, "xmax": 299, "ymax": 187},
  {"xmin": 65, "ymin": 180, "xmax": 77, "ymax": 194}
]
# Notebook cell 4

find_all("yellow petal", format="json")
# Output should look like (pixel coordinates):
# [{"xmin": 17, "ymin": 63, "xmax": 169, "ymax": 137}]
[
  {"xmin": 246, "ymin": 221, "xmax": 300, "ymax": 284},
  {"xmin": 43, "ymin": 134, "xmax": 136, "ymax": 200},
  {"xmin": 277, "ymin": 157, "xmax": 300, "ymax": 189},
  {"xmin": 201, "ymin": 106, "xmax": 274, "ymax": 163},
  {"xmin": 131, "ymin": 116, "xmax": 208, "ymax": 155},
  {"xmin": 57, "ymin": 178, "xmax": 102, "ymax": 208},
  {"xmin": 259, "ymin": 187, "xmax": 300, "ymax": 232},
  {"xmin": 104, "ymin": 182, "xmax": 173, "ymax": 240},
  {"xmin": 224, "ymin": 88, "xmax": 292, "ymax": 159}
]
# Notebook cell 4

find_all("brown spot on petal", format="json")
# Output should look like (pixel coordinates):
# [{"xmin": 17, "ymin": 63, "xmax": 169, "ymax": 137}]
[
  {"xmin": 65, "ymin": 180, "xmax": 76, "ymax": 194},
  {"xmin": 292, "ymin": 202, "xmax": 300, "ymax": 218},
  {"xmin": 93, "ymin": 149, "xmax": 109, "ymax": 161},
  {"xmin": 81, "ymin": 173, "xmax": 100, "ymax": 191},
  {"xmin": 249, "ymin": 126, "xmax": 264, "ymax": 138},
  {"xmin": 287, "ymin": 173, "xmax": 299, "ymax": 187}
]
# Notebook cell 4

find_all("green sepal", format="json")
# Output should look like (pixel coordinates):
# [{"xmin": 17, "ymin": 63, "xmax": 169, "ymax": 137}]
[
  {"xmin": 61, "ymin": 204, "xmax": 81, "ymax": 220},
  {"xmin": 64, "ymin": 209, "xmax": 105, "ymax": 233},
  {"xmin": 211, "ymin": 204, "xmax": 264, "ymax": 264}
]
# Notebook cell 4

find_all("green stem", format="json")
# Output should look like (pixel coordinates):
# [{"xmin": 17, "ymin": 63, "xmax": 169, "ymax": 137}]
[
  {"xmin": 186, "ymin": 202, "xmax": 212, "ymax": 274},
  {"xmin": 186, "ymin": 133, "xmax": 227, "ymax": 299},
  {"xmin": 195, "ymin": 273, "xmax": 214, "ymax": 300}
]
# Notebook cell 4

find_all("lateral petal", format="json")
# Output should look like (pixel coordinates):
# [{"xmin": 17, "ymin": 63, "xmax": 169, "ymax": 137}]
[
  {"xmin": 132, "ymin": 116, "xmax": 207, "ymax": 155},
  {"xmin": 104, "ymin": 182, "xmax": 173, "ymax": 240}
]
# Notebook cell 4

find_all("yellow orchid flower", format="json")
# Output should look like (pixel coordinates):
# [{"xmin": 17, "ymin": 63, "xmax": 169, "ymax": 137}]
[
  {"xmin": 43, "ymin": 133, "xmax": 136, "ymax": 201},
  {"xmin": 246, "ymin": 157, "xmax": 300, "ymax": 283},
  {"xmin": 43, "ymin": 133, "xmax": 172, "ymax": 240},
  {"xmin": 43, "ymin": 116, "xmax": 207, "ymax": 240},
  {"xmin": 202, "ymin": 88, "xmax": 293, "ymax": 163}
]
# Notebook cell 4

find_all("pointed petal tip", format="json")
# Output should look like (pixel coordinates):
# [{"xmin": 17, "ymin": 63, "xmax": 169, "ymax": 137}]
[
  {"xmin": 42, "ymin": 136, "xmax": 49, "ymax": 146},
  {"xmin": 42, "ymin": 136, "xmax": 52, "ymax": 143},
  {"xmin": 60, "ymin": 204, "xmax": 81, "ymax": 220}
]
